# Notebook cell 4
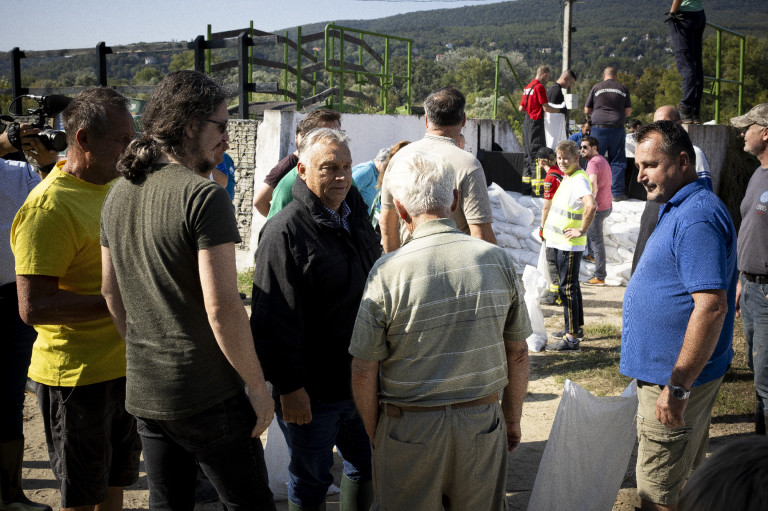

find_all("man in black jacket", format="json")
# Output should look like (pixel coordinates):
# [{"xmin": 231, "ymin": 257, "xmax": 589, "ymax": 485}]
[{"xmin": 251, "ymin": 128, "xmax": 381, "ymax": 511}]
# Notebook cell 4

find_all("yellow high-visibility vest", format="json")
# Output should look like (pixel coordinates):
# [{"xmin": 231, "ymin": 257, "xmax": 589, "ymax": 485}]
[{"xmin": 543, "ymin": 169, "xmax": 592, "ymax": 247}]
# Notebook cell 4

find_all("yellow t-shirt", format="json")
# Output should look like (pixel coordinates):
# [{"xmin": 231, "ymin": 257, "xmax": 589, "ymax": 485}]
[{"xmin": 11, "ymin": 164, "xmax": 125, "ymax": 386}]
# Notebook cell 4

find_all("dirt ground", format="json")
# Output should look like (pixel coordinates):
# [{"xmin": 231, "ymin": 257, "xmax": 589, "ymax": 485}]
[{"xmin": 17, "ymin": 284, "xmax": 754, "ymax": 510}]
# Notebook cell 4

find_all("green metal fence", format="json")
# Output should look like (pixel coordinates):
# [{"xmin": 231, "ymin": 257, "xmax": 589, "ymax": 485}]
[
  {"xmin": 492, "ymin": 55, "xmax": 525, "ymax": 123},
  {"xmin": 704, "ymin": 22, "xmax": 746, "ymax": 124}
]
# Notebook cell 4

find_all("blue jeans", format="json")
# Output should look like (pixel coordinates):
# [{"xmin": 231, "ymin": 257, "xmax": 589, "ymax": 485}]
[
  {"xmin": 740, "ymin": 275, "xmax": 768, "ymax": 418},
  {"xmin": 137, "ymin": 392, "xmax": 276, "ymax": 511},
  {"xmin": 277, "ymin": 399, "xmax": 372, "ymax": 507},
  {"xmin": 669, "ymin": 10, "xmax": 706, "ymax": 115},
  {"xmin": 555, "ymin": 249, "xmax": 583, "ymax": 335},
  {"xmin": 0, "ymin": 283, "xmax": 37, "ymax": 441},
  {"xmin": 587, "ymin": 207, "xmax": 612, "ymax": 280},
  {"xmin": 590, "ymin": 126, "xmax": 627, "ymax": 197}
]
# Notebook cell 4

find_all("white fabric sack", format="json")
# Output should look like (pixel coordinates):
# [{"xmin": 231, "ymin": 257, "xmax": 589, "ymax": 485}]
[
  {"xmin": 522, "ymin": 265, "xmax": 548, "ymax": 351},
  {"xmin": 528, "ymin": 380, "xmax": 638, "ymax": 511},
  {"xmin": 488, "ymin": 183, "xmax": 535, "ymax": 226},
  {"xmin": 536, "ymin": 242, "xmax": 553, "ymax": 298},
  {"xmin": 545, "ymin": 111, "xmax": 567, "ymax": 150},
  {"xmin": 264, "ymin": 417, "xmax": 340, "ymax": 501}
]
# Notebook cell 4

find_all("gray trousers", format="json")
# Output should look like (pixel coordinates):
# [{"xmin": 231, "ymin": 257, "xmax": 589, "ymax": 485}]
[
  {"xmin": 371, "ymin": 402, "xmax": 507, "ymax": 511},
  {"xmin": 586, "ymin": 207, "xmax": 612, "ymax": 280}
]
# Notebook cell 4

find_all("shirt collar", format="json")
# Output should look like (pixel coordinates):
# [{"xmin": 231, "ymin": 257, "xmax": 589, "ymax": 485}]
[
  {"xmin": 423, "ymin": 133, "xmax": 457, "ymax": 146},
  {"xmin": 408, "ymin": 218, "xmax": 459, "ymax": 242},
  {"xmin": 322, "ymin": 200, "xmax": 351, "ymax": 233},
  {"xmin": 666, "ymin": 178, "xmax": 706, "ymax": 207}
]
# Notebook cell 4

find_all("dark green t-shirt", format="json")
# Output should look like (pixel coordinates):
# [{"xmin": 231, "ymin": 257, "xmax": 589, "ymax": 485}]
[{"xmin": 101, "ymin": 164, "xmax": 243, "ymax": 420}]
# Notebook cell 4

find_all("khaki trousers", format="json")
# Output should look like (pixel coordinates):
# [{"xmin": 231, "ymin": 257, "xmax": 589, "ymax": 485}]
[{"xmin": 371, "ymin": 401, "xmax": 507, "ymax": 511}]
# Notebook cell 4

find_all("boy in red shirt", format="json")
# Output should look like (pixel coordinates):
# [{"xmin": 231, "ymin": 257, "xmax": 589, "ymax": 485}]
[{"xmin": 537, "ymin": 147, "xmax": 563, "ymax": 305}]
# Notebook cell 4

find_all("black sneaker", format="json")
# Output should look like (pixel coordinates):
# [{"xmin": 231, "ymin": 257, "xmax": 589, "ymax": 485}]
[
  {"xmin": 550, "ymin": 328, "xmax": 583, "ymax": 340},
  {"xmin": 545, "ymin": 335, "xmax": 581, "ymax": 352}
]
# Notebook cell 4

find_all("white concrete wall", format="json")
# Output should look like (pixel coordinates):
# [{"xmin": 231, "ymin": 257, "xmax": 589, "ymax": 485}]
[{"xmin": 248, "ymin": 111, "xmax": 523, "ymax": 262}]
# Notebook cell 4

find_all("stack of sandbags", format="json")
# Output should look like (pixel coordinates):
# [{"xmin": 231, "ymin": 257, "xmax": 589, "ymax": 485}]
[{"xmin": 487, "ymin": 183, "xmax": 644, "ymax": 286}]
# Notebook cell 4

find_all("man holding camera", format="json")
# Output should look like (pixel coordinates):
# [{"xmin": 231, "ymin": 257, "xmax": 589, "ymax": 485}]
[
  {"xmin": 11, "ymin": 88, "xmax": 140, "ymax": 511},
  {"xmin": 1, "ymin": 124, "xmax": 57, "ymax": 511}
]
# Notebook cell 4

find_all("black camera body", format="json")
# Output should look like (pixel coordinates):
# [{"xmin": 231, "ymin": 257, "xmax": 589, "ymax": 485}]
[{"xmin": 1, "ymin": 94, "xmax": 70, "ymax": 152}]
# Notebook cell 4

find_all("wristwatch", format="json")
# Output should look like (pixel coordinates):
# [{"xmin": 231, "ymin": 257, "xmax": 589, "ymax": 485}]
[{"xmin": 667, "ymin": 384, "xmax": 691, "ymax": 400}]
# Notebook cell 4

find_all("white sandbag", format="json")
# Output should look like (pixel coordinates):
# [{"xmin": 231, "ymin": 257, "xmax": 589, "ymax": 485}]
[
  {"xmin": 264, "ymin": 418, "xmax": 340, "ymax": 501},
  {"xmin": 537, "ymin": 242, "xmax": 553, "ymax": 299},
  {"xmin": 522, "ymin": 265, "xmax": 548, "ymax": 351},
  {"xmin": 528, "ymin": 380, "xmax": 638, "ymax": 511},
  {"xmin": 545, "ymin": 112, "xmax": 567, "ymax": 150},
  {"xmin": 496, "ymin": 233, "xmax": 522, "ymax": 250},
  {"xmin": 488, "ymin": 183, "xmax": 535, "ymax": 226},
  {"xmin": 617, "ymin": 246, "xmax": 634, "ymax": 261}
]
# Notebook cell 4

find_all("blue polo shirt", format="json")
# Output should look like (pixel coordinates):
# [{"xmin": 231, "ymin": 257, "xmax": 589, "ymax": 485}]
[
  {"xmin": 621, "ymin": 179, "xmax": 736, "ymax": 387},
  {"xmin": 351, "ymin": 160, "xmax": 378, "ymax": 211}
]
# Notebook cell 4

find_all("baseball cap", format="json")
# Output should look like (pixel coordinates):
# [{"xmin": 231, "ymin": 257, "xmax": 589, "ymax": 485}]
[{"xmin": 730, "ymin": 104, "xmax": 768, "ymax": 129}]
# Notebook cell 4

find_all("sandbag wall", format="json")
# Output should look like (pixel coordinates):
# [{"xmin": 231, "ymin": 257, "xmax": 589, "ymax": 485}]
[{"xmin": 487, "ymin": 183, "xmax": 644, "ymax": 286}]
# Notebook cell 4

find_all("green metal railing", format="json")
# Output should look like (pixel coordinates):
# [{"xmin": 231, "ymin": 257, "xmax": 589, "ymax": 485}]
[
  {"xmin": 492, "ymin": 55, "xmax": 525, "ymax": 122},
  {"xmin": 323, "ymin": 24, "xmax": 412, "ymax": 114},
  {"xmin": 704, "ymin": 22, "xmax": 745, "ymax": 124}
]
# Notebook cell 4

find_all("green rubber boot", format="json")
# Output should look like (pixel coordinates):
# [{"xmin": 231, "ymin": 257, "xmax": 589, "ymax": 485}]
[
  {"xmin": 339, "ymin": 474, "xmax": 374, "ymax": 511},
  {"xmin": 0, "ymin": 438, "xmax": 51, "ymax": 511},
  {"xmin": 287, "ymin": 500, "xmax": 326, "ymax": 511}
]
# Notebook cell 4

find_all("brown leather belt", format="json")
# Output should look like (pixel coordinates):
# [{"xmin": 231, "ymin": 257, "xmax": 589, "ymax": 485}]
[
  {"xmin": 379, "ymin": 392, "xmax": 499, "ymax": 419},
  {"xmin": 743, "ymin": 272, "xmax": 768, "ymax": 285}
]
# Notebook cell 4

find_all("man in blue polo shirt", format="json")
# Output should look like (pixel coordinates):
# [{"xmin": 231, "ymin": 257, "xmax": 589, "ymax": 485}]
[{"xmin": 621, "ymin": 121, "xmax": 736, "ymax": 510}]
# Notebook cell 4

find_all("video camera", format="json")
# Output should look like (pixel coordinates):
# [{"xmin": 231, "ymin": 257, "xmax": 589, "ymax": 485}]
[{"xmin": 1, "ymin": 94, "xmax": 70, "ymax": 152}]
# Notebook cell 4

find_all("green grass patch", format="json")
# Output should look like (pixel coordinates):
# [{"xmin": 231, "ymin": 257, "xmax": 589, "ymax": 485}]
[
  {"xmin": 530, "ymin": 319, "xmax": 755, "ymax": 421},
  {"xmin": 237, "ymin": 267, "xmax": 253, "ymax": 297}
]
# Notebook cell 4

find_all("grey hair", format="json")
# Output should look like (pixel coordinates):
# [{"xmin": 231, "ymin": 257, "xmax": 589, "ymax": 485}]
[
  {"xmin": 62, "ymin": 87, "xmax": 131, "ymax": 148},
  {"xmin": 297, "ymin": 128, "xmax": 350, "ymax": 166},
  {"xmin": 556, "ymin": 139, "xmax": 579, "ymax": 158},
  {"xmin": 384, "ymin": 151, "xmax": 455, "ymax": 217}
]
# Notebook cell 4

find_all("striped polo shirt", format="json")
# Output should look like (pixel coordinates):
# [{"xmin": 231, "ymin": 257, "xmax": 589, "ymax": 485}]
[{"xmin": 349, "ymin": 218, "xmax": 531, "ymax": 406}]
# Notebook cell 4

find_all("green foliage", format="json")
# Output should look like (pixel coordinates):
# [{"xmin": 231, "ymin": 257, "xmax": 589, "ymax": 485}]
[
  {"xmin": 169, "ymin": 51, "xmax": 195, "ymax": 72},
  {"xmin": 133, "ymin": 66, "xmax": 164, "ymax": 85}
]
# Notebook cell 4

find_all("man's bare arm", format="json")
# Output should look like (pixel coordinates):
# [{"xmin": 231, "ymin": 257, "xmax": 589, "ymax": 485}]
[
  {"xmin": 625, "ymin": 107, "xmax": 633, "ymax": 117},
  {"xmin": 101, "ymin": 246, "xmax": 127, "ymax": 339},
  {"xmin": 468, "ymin": 222, "xmax": 497, "ymax": 245},
  {"xmin": 542, "ymin": 103, "xmax": 560, "ymax": 114},
  {"xmin": 253, "ymin": 183, "xmax": 275, "ymax": 217},
  {"xmin": 588, "ymin": 174, "xmax": 598, "ymax": 197},
  {"xmin": 380, "ymin": 207, "xmax": 402, "ymax": 253},
  {"xmin": 351, "ymin": 357, "xmax": 380, "ymax": 445},
  {"xmin": 502, "ymin": 340, "xmax": 529, "ymax": 452},
  {"xmin": 656, "ymin": 289, "xmax": 728, "ymax": 429},
  {"xmin": 199, "ymin": 242, "xmax": 274, "ymax": 437},
  {"xmin": 17, "ymin": 274, "xmax": 111, "ymax": 325}
]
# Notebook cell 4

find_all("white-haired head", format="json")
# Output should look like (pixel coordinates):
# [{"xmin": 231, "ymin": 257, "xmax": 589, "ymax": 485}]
[
  {"xmin": 384, "ymin": 151, "xmax": 456, "ymax": 218},
  {"xmin": 298, "ymin": 128, "xmax": 350, "ymax": 166}
]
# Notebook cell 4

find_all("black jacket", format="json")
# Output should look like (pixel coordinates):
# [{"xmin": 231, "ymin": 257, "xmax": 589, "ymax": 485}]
[{"xmin": 250, "ymin": 176, "xmax": 381, "ymax": 404}]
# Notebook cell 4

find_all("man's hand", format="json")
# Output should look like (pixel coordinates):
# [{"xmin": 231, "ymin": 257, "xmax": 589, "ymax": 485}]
[
  {"xmin": 248, "ymin": 384, "xmax": 275, "ymax": 438},
  {"xmin": 25, "ymin": 135, "xmax": 59, "ymax": 168},
  {"xmin": 735, "ymin": 277, "xmax": 742, "ymax": 318},
  {"xmin": 280, "ymin": 387, "xmax": 313, "ymax": 425},
  {"xmin": 506, "ymin": 420, "xmax": 522, "ymax": 452},
  {"xmin": 655, "ymin": 386, "xmax": 687, "ymax": 429},
  {"xmin": 563, "ymin": 227, "xmax": 583, "ymax": 240},
  {"xmin": 538, "ymin": 226, "xmax": 545, "ymax": 241}
]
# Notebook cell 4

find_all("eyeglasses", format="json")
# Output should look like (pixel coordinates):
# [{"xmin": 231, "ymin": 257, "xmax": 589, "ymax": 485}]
[
  {"xmin": 207, "ymin": 119, "xmax": 228, "ymax": 134},
  {"xmin": 580, "ymin": 145, "xmax": 590, "ymax": 150}
]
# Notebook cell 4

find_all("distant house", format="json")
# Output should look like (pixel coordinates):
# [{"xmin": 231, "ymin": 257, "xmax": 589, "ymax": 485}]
[
  {"xmin": 540, "ymin": 48, "xmax": 552, "ymax": 54},
  {"xmin": 144, "ymin": 56, "xmax": 157, "ymax": 65},
  {"xmin": 445, "ymin": 43, "xmax": 453, "ymax": 49},
  {"xmin": 435, "ymin": 54, "xmax": 446, "ymax": 62}
]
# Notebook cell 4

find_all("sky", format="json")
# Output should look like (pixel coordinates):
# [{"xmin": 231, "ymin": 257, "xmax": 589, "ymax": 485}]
[{"xmin": 3, "ymin": 0, "xmax": 503, "ymax": 51}]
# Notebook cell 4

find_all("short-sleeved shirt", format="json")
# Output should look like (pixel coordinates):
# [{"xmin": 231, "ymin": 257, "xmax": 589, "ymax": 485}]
[
  {"xmin": 543, "ymin": 166, "xmax": 564, "ymax": 201},
  {"xmin": 680, "ymin": 0, "xmax": 703, "ymax": 12},
  {"xmin": 351, "ymin": 160, "xmax": 378, "ymax": 211},
  {"xmin": 585, "ymin": 154, "xmax": 613, "ymax": 211},
  {"xmin": 585, "ymin": 79, "xmax": 632, "ymax": 126},
  {"xmin": 1, "ymin": 159, "xmax": 40, "ymax": 287},
  {"xmin": 737, "ymin": 166, "xmax": 768, "ymax": 275},
  {"xmin": 264, "ymin": 153, "xmax": 299, "ymax": 188},
  {"xmin": 381, "ymin": 134, "xmax": 493, "ymax": 239},
  {"xmin": 349, "ymin": 218, "xmax": 531, "ymax": 406},
  {"xmin": 11, "ymin": 164, "xmax": 125, "ymax": 387},
  {"xmin": 621, "ymin": 180, "xmax": 736, "ymax": 387},
  {"xmin": 520, "ymin": 79, "xmax": 548, "ymax": 121},
  {"xmin": 547, "ymin": 83, "xmax": 567, "ymax": 114},
  {"xmin": 101, "ymin": 163, "xmax": 243, "ymax": 419},
  {"xmin": 215, "ymin": 152, "xmax": 236, "ymax": 200}
]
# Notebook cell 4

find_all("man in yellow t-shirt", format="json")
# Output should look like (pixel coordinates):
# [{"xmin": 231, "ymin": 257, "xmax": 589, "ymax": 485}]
[{"xmin": 11, "ymin": 88, "xmax": 140, "ymax": 511}]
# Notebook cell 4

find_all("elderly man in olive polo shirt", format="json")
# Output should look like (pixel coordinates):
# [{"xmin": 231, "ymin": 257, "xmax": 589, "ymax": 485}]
[{"xmin": 350, "ymin": 150, "xmax": 531, "ymax": 511}]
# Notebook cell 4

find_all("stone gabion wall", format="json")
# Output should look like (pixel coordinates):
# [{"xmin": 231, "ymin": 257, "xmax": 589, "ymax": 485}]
[{"xmin": 227, "ymin": 119, "xmax": 259, "ymax": 252}]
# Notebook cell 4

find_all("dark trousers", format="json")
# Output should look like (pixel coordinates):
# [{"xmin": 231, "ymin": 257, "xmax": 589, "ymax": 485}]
[
  {"xmin": 277, "ymin": 399, "xmax": 371, "ymax": 507},
  {"xmin": 591, "ymin": 126, "xmax": 628, "ymax": 197},
  {"xmin": 0, "ymin": 283, "xmax": 37, "ymax": 441},
  {"xmin": 669, "ymin": 10, "xmax": 706, "ymax": 115},
  {"xmin": 555, "ymin": 249, "xmax": 584, "ymax": 335},
  {"xmin": 523, "ymin": 115, "xmax": 545, "ymax": 194},
  {"xmin": 137, "ymin": 392, "xmax": 276, "ymax": 511}
]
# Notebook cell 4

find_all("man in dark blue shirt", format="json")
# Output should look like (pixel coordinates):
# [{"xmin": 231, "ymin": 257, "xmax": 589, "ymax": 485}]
[{"xmin": 621, "ymin": 121, "xmax": 736, "ymax": 510}]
